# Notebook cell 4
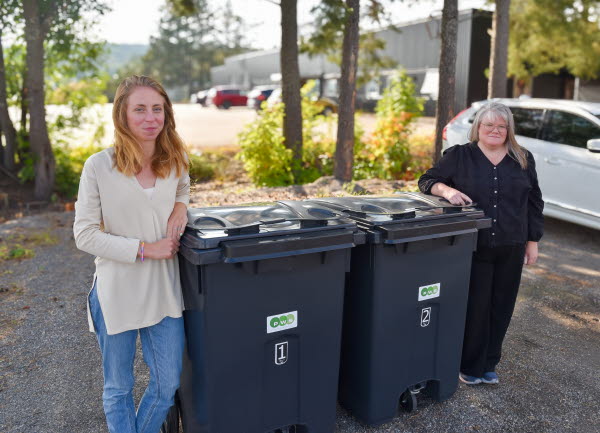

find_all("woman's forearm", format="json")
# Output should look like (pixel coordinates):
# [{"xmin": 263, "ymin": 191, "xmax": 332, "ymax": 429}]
[{"xmin": 430, "ymin": 182, "xmax": 449, "ymax": 197}]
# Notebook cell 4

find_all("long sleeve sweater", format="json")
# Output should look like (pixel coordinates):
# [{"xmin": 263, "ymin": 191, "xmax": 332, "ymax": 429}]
[{"xmin": 74, "ymin": 147, "xmax": 190, "ymax": 335}]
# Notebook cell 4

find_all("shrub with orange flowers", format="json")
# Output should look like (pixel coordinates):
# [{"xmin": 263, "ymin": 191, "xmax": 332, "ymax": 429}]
[{"xmin": 354, "ymin": 70, "xmax": 425, "ymax": 180}]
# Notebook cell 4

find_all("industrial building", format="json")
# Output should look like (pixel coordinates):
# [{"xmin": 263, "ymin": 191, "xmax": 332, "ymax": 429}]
[
  {"xmin": 211, "ymin": 9, "xmax": 493, "ymax": 115},
  {"xmin": 210, "ymin": 8, "xmax": 600, "ymax": 114}
]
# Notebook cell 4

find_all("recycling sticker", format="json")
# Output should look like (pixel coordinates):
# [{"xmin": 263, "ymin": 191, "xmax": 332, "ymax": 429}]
[
  {"xmin": 267, "ymin": 310, "xmax": 298, "ymax": 333},
  {"xmin": 418, "ymin": 283, "xmax": 441, "ymax": 301}
]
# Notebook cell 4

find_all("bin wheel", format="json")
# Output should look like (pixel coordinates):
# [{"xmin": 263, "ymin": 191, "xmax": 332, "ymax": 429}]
[
  {"xmin": 161, "ymin": 402, "xmax": 181, "ymax": 433},
  {"xmin": 400, "ymin": 390, "xmax": 417, "ymax": 413}
]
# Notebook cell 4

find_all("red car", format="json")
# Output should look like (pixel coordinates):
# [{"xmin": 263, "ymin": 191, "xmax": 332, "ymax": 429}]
[{"xmin": 206, "ymin": 86, "xmax": 247, "ymax": 109}]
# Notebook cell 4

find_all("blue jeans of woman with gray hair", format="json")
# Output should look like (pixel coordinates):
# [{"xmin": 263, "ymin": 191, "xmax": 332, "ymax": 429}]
[{"xmin": 89, "ymin": 282, "xmax": 184, "ymax": 433}]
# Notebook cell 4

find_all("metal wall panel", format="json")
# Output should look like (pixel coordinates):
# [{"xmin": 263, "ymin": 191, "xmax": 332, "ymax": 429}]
[
  {"xmin": 468, "ymin": 11, "xmax": 492, "ymax": 106},
  {"xmin": 454, "ymin": 10, "xmax": 473, "ymax": 115},
  {"xmin": 377, "ymin": 20, "xmax": 440, "ymax": 70}
]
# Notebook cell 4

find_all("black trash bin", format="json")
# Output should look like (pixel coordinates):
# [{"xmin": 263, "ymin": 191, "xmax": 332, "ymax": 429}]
[
  {"xmin": 174, "ymin": 201, "xmax": 363, "ymax": 433},
  {"xmin": 307, "ymin": 193, "xmax": 491, "ymax": 425}
]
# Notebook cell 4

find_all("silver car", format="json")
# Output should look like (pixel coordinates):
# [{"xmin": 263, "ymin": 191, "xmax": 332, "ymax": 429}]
[{"xmin": 443, "ymin": 98, "xmax": 600, "ymax": 230}]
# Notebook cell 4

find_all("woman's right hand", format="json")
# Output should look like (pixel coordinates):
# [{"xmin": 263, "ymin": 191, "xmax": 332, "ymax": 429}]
[
  {"xmin": 431, "ymin": 182, "xmax": 473, "ymax": 206},
  {"xmin": 443, "ymin": 188, "xmax": 473, "ymax": 206},
  {"xmin": 140, "ymin": 238, "xmax": 180, "ymax": 260}
]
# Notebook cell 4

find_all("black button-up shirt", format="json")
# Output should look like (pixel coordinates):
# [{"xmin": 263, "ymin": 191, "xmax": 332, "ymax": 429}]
[{"xmin": 418, "ymin": 142, "xmax": 544, "ymax": 247}]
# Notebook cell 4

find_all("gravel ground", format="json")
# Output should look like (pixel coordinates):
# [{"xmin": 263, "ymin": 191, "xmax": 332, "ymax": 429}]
[{"xmin": 1, "ymin": 181, "xmax": 598, "ymax": 433}]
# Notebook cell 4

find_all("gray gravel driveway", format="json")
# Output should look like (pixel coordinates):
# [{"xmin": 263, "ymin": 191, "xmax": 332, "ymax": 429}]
[{"xmin": 0, "ymin": 211, "xmax": 598, "ymax": 433}]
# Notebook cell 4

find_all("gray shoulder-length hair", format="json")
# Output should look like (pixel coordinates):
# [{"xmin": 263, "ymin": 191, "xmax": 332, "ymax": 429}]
[{"xmin": 468, "ymin": 101, "xmax": 528, "ymax": 169}]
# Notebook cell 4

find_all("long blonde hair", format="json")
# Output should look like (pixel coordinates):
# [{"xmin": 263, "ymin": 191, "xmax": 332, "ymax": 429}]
[
  {"xmin": 112, "ymin": 75, "xmax": 189, "ymax": 178},
  {"xmin": 468, "ymin": 101, "xmax": 528, "ymax": 169}
]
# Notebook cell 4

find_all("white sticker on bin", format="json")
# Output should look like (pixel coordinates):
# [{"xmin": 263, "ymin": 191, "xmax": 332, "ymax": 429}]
[
  {"xmin": 267, "ymin": 311, "xmax": 298, "ymax": 333},
  {"xmin": 418, "ymin": 283, "xmax": 441, "ymax": 301}
]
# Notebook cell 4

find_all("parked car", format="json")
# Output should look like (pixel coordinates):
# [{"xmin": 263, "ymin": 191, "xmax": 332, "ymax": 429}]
[
  {"xmin": 195, "ymin": 89, "xmax": 209, "ymax": 106},
  {"xmin": 443, "ymin": 98, "xmax": 600, "ymax": 230},
  {"xmin": 247, "ymin": 85, "xmax": 278, "ymax": 110},
  {"xmin": 206, "ymin": 86, "xmax": 247, "ymax": 109},
  {"xmin": 266, "ymin": 87, "xmax": 338, "ymax": 115}
]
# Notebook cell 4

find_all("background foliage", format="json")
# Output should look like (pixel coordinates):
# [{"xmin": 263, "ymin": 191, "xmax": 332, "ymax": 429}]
[
  {"xmin": 354, "ymin": 70, "xmax": 424, "ymax": 179},
  {"xmin": 508, "ymin": 0, "xmax": 600, "ymax": 81},
  {"xmin": 238, "ymin": 74, "xmax": 427, "ymax": 187}
]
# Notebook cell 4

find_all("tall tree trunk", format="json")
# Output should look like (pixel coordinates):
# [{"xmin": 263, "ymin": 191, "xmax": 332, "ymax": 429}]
[
  {"xmin": 20, "ymin": 81, "xmax": 28, "ymax": 133},
  {"xmin": 433, "ymin": 0, "xmax": 458, "ymax": 164},
  {"xmin": 334, "ymin": 0, "xmax": 360, "ymax": 182},
  {"xmin": 488, "ymin": 0, "xmax": 510, "ymax": 98},
  {"xmin": 280, "ymin": 0, "xmax": 303, "ymax": 173},
  {"xmin": 0, "ymin": 33, "xmax": 17, "ymax": 172},
  {"xmin": 23, "ymin": 0, "xmax": 55, "ymax": 200}
]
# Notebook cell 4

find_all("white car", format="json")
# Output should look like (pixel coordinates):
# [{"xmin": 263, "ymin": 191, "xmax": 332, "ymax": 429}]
[{"xmin": 442, "ymin": 98, "xmax": 600, "ymax": 230}]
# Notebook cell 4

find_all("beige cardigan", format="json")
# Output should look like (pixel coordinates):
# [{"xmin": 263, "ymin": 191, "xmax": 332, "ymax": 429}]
[{"xmin": 73, "ymin": 148, "xmax": 190, "ymax": 335}]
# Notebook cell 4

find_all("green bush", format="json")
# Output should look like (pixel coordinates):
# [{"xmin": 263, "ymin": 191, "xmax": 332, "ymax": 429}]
[
  {"xmin": 189, "ymin": 149, "xmax": 242, "ymax": 183},
  {"xmin": 189, "ymin": 153, "xmax": 216, "ymax": 182},
  {"xmin": 237, "ymin": 81, "xmax": 338, "ymax": 187},
  {"xmin": 354, "ymin": 70, "xmax": 424, "ymax": 180},
  {"xmin": 54, "ymin": 143, "xmax": 105, "ymax": 197},
  {"xmin": 237, "ymin": 101, "xmax": 293, "ymax": 186}
]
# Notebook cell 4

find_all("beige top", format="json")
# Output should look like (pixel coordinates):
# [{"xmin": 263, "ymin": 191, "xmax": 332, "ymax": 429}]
[{"xmin": 73, "ymin": 148, "xmax": 190, "ymax": 335}]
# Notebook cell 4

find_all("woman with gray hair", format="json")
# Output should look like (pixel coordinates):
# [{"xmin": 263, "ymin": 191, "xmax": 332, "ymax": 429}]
[{"xmin": 419, "ymin": 101, "xmax": 544, "ymax": 385}]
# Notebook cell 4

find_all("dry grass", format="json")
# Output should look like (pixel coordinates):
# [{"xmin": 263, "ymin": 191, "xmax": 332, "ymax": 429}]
[{"xmin": 0, "ymin": 229, "xmax": 59, "ymax": 262}]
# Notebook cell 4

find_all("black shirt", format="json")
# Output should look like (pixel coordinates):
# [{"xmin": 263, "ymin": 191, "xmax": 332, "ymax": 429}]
[{"xmin": 418, "ymin": 142, "xmax": 544, "ymax": 247}]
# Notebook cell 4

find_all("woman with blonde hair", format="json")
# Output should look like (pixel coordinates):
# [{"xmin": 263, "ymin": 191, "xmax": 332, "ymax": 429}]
[
  {"xmin": 419, "ymin": 101, "xmax": 544, "ymax": 385},
  {"xmin": 74, "ymin": 75, "xmax": 190, "ymax": 432}
]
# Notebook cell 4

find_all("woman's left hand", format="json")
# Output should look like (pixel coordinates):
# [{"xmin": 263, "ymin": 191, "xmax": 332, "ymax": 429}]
[
  {"xmin": 167, "ymin": 202, "xmax": 188, "ymax": 240},
  {"xmin": 524, "ymin": 241, "xmax": 538, "ymax": 265}
]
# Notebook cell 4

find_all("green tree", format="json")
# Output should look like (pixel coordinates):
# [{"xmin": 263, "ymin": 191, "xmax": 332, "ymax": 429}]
[
  {"xmin": 335, "ymin": 0, "xmax": 360, "ymax": 182},
  {"xmin": 22, "ymin": 0, "xmax": 108, "ymax": 200},
  {"xmin": 433, "ymin": 0, "xmax": 457, "ymax": 164},
  {"xmin": 0, "ymin": 0, "xmax": 19, "ymax": 173},
  {"xmin": 147, "ymin": 0, "xmax": 249, "ymax": 96},
  {"xmin": 280, "ymin": 0, "xmax": 303, "ymax": 174},
  {"xmin": 508, "ymin": 0, "xmax": 600, "ymax": 82},
  {"xmin": 301, "ymin": 0, "xmax": 398, "ymax": 87},
  {"xmin": 488, "ymin": 0, "xmax": 510, "ymax": 98},
  {"xmin": 302, "ymin": 0, "xmax": 399, "ymax": 181}
]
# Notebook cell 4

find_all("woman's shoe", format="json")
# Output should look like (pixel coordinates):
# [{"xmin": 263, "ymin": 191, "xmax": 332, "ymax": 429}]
[
  {"xmin": 482, "ymin": 371, "xmax": 499, "ymax": 384},
  {"xmin": 459, "ymin": 372, "xmax": 482, "ymax": 385}
]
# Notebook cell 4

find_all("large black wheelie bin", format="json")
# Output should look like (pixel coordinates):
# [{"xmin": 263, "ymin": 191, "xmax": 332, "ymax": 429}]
[
  {"xmin": 173, "ymin": 201, "xmax": 363, "ymax": 433},
  {"xmin": 308, "ymin": 193, "xmax": 491, "ymax": 425}
]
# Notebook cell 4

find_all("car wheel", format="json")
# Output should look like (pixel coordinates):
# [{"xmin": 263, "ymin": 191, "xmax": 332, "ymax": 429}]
[{"xmin": 223, "ymin": 101, "xmax": 232, "ymax": 110}]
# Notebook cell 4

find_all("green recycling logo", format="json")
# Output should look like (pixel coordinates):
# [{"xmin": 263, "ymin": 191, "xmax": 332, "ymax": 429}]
[
  {"xmin": 267, "ymin": 311, "xmax": 298, "ymax": 333},
  {"xmin": 418, "ymin": 283, "xmax": 441, "ymax": 301},
  {"xmin": 420, "ymin": 286, "xmax": 439, "ymax": 297}
]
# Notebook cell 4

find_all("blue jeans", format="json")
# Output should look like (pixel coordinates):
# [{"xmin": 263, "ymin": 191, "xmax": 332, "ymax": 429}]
[{"xmin": 89, "ymin": 283, "xmax": 184, "ymax": 433}]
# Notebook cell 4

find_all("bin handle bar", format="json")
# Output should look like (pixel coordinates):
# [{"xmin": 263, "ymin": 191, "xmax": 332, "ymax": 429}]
[
  {"xmin": 222, "ymin": 218, "xmax": 331, "ymax": 235},
  {"xmin": 341, "ymin": 208, "xmax": 418, "ymax": 220},
  {"xmin": 412, "ymin": 202, "xmax": 479, "ymax": 214}
]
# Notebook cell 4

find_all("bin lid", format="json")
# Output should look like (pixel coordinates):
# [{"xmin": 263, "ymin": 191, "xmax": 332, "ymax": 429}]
[
  {"xmin": 182, "ymin": 200, "xmax": 357, "ymax": 250},
  {"xmin": 309, "ymin": 193, "xmax": 485, "ymax": 224},
  {"xmin": 307, "ymin": 193, "xmax": 491, "ymax": 243}
]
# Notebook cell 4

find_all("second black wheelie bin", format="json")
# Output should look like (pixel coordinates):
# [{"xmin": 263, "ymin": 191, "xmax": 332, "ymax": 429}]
[
  {"xmin": 308, "ymin": 193, "xmax": 491, "ymax": 425},
  {"xmin": 173, "ymin": 200, "xmax": 364, "ymax": 433}
]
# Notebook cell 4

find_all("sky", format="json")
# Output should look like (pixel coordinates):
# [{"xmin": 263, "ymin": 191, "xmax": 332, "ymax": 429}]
[{"xmin": 98, "ymin": 0, "xmax": 489, "ymax": 49}]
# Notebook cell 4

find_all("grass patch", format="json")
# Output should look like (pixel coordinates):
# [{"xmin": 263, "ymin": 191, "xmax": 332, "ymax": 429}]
[
  {"xmin": 0, "ymin": 229, "xmax": 59, "ymax": 262},
  {"xmin": 0, "ymin": 245, "xmax": 35, "ymax": 260}
]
